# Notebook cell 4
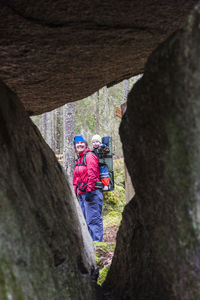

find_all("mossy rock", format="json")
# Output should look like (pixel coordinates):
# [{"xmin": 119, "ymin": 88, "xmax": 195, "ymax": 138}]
[
  {"xmin": 94, "ymin": 241, "xmax": 115, "ymax": 269},
  {"xmin": 94, "ymin": 242, "xmax": 114, "ymax": 286},
  {"xmin": 94, "ymin": 159, "xmax": 126, "ymax": 287},
  {"xmin": 94, "ymin": 241, "xmax": 115, "ymax": 252},
  {"xmin": 97, "ymin": 265, "xmax": 110, "ymax": 286},
  {"xmin": 102, "ymin": 158, "xmax": 126, "ymax": 215},
  {"xmin": 103, "ymin": 185, "xmax": 125, "ymax": 215}
]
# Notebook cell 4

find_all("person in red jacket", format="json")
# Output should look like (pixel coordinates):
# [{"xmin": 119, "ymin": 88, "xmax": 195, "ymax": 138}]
[{"xmin": 73, "ymin": 135, "xmax": 104, "ymax": 242}]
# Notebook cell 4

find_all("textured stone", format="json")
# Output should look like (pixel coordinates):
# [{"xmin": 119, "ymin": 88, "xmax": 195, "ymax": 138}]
[
  {"xmin": 0, "ymin": 0, "xmax": 194, "ymax": 114},
  {"xmin": 104, "ymin": 4, "xmax": 200, "ymax": 300},
  {"xmin": 0, "ymin": 80, "xmax": 102, "ymax": 299}
]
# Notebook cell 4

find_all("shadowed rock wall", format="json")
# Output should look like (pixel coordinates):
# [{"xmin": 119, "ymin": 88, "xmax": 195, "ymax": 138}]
[
  {"xmin": 104, "ymin": 4, "xmax": 200, "ymax": 300},
  {"xmin": 0, "ymin": 80, "xmax": 102, "ymax": 299},
  {"xmin": 1, "ymin": 2, "xmax": 200, "ymax": 300},
  {"xmin": 0, "ymin": 0, "xmax": 194, "ymax": 114}
]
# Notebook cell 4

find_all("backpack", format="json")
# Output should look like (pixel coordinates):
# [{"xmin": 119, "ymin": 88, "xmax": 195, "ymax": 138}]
[
  {"xmin": 79, "ymin": 136, "xmax": 114, "ymax": 191},
  {"xmin": 75, "ymin": 152, "xmax": 103, "ymax": 191},
  {"xmin": 94, "ymin": 136, "xmax": 114, "ymax": 191}
]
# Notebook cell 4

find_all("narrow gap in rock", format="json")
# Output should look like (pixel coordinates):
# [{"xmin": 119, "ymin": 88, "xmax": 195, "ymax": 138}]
[{"xmin": 31, "ymin": 75, "xmax": 142, "ymax": 286}]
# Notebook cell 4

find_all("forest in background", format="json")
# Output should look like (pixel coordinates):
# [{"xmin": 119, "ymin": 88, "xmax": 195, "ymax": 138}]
[
  {"xmin": 31, "ymin": 75, "xmax": 142, "ymax": 179},
  {"xmin": 31, "ymin": 75, "xmax": 141, "ymax": 284}
]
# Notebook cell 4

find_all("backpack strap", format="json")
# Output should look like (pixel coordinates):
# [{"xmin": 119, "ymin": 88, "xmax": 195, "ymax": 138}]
[
  {"xmin": 77, "ymin": 151, "xmax": 103, "ymax": 190},
  {"xmin": 76, "ymin": 152, "xmax": 91, "ymax": 166}
]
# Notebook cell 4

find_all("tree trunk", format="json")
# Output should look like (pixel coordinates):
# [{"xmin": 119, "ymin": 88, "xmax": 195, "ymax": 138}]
[
  {"xmin": 50, "ymin": 110, "xmax": 55, "ymax": 152},
  {"xmin": 96, "ymin": 91, "xmax": 100, "ymax": 134},
  {"xmin": 104, "ymin": 86, "xmax": 110, "ymax": 135},
  {"xmin": 46, "ymin": 111, "xmax": 52, "ymax": 149},
  {"xmin": 55, "ymin": 107, "xmax": 62, "ymax": 155},
  {"xmin": 63, "ymin": 102, "xmax": 75, "ymax": 181},
  {"xmin": 124, "ymin": 164, "xmax": 135, "ymax": 203},
  {"xmin": 39, "ymin": 114, "xmax": 44, "ymax": 137},
  {"xmin": 123, "ymin": 79, "xmax": 130, "ymax": 102},
  {"xmin": 43, "ymin": 112, "xmax": 47, "ymax": 141}
]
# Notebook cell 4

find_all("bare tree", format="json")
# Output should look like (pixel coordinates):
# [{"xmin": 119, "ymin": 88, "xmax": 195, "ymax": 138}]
[
  {"xmin": 39, "ymin": 114, "xmax": 44, "ymax": 136},
  {"xmin": 63, "ymin": 102, "xmax": 75, "ymax": 181},
  {"xmin": 123, "ymin": 79, "xmax": 130, "ymax": 102},
  {"xmin": 46, "ymin": 112, "xmax": 52, "ymax": 148},
  {"xmin": 103, "ymin": 86, "xmax": 110, "ymax": 135},
  {"xmin": 95, "ymin": 91, "xmax": 100, "ymax": 134},
  {"xmin": 55, "ymin": 107, "xmax": 62, "ymax": 155},
  {"xmin": 50, "ymin": 110, "xmax": 55, "ymax": 152},
  {"xmin": 43, "ymin": 112, "xmax": 47, "ymax": 141}
]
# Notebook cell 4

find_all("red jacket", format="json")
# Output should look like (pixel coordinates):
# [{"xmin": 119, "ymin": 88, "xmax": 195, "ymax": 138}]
[{"xmin": 73, "ymin": 148, "xmax": 101, "ymax": 195}]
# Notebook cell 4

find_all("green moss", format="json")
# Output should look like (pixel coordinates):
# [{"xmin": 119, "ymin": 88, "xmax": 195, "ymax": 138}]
[
  {"xmin": 97, "ymin": 265, "xmax": 110, "ymax": 286},
  {"xmin": 103, "ymin": 211, "xmax": 122, "ymax": 228},
  {"xmin": 94, "ymin": 241, "xmax": 115, "ymax": 252},
  {"xmin": 94, "ymin": 159, "xmax": 126, "ymax": 287},
  {"xmin": 114, "ymin": 158, "xmax": 125, "ymax": 186},
  {"xmin": 103, "ymin": 185, "xmax": 125, "ymax": 215},
  {"xmin": 102, "ymin": 157, "xmax": 126, "ymax": 215},
  {"xmin": 94, "ymin": 242, "xmax": 115, "ymax": 269},
  {"xmin": 94, "ymin": 242, "xmax": 113, "ymax": 285}
]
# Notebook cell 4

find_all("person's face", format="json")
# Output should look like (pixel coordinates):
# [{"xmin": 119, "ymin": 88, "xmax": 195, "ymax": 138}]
[
  {"xmin": 92, "ymin": 140, "xmax": 101, "ymax": 149},
  {"xmin": 76, "ymin": 141, "xmax": 86, "ymax": 153}
]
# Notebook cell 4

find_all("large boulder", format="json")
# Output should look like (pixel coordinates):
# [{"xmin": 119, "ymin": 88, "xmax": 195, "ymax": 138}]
[
  {"xmin": 104, "ymin": 4, "xmax": 200, "ymax": 300},
  {"xmin": 0, "ymin": 80, "xmax": 102, "ymax": 299},
  {"xmin": 0, "ymin": 0, "xmax": 194, "ymax": 114}
]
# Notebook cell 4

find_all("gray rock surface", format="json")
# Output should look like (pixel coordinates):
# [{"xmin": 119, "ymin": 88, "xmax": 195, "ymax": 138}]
[
  {"xmin": 104, "ymin": 4, "xmax": 200, "ymax": 300},
  {"xmin": 0, "ymin": 80, "xmax": 101, "ymax": 299},
  {"xmin": 1, "ymin": 2, "xmax": 200, "ymax": 300},
  {"xmin": 0, "ymin": 0, "xmax": 194, "ymax": 114}
]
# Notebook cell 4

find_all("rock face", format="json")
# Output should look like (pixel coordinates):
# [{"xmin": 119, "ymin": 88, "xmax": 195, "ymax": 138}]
[
  {"xmin": 0, "ymin": 80, "xmax": 102, "ymax": 299},
  {"xmin": 104, "ymin": 4, "xmax": 200, "ymax": 300},
  {"xmin": 1, "ymin": 2, "xmax": 200, "ymax": 300},
  {"xmin": 0, "ymin": 0, "xmax": 194, "ymax": 114}
]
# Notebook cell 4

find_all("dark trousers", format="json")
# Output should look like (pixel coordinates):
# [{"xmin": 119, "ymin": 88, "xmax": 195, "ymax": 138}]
[{"xmin": 79, "ymin": 190, "xmax": 104, "ymax": 242}]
